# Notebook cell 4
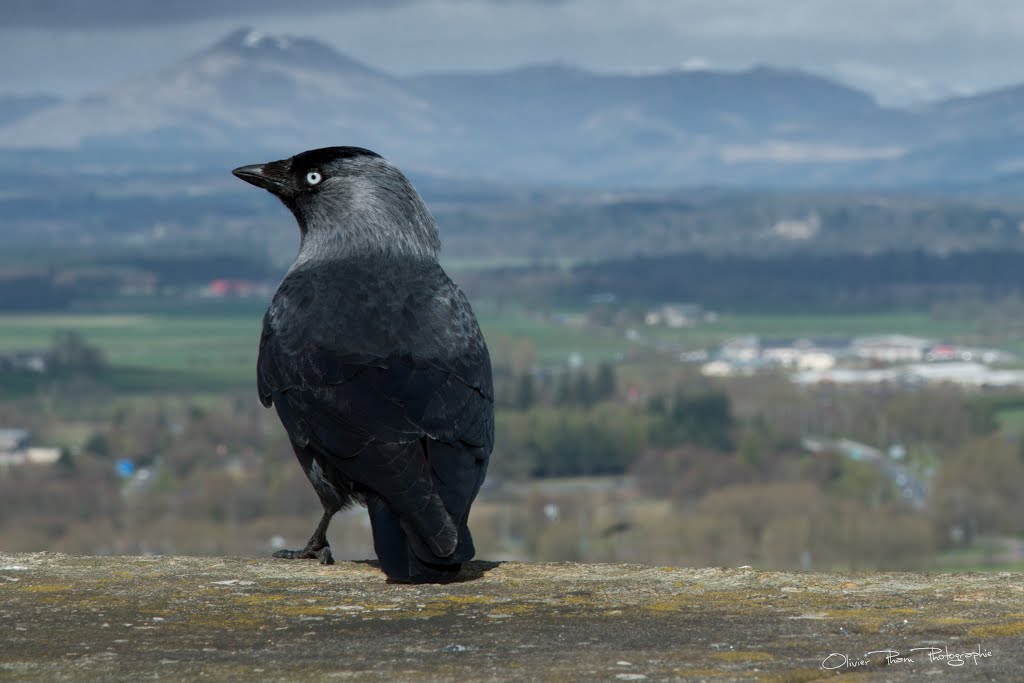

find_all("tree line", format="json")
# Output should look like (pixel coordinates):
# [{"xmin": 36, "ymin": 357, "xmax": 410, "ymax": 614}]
[{"xmin": 567, "ymin": 249, "xmax": 1024, "ymax": 312}]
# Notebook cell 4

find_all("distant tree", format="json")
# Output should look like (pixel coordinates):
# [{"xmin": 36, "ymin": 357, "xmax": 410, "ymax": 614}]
[
  {"xmin": 514, "ymin": 371, "xmax": 536, "ymax": 411},
  {"xmin": 651, "ymin": 388, "xmax": 735, "ymax": 451},
  {"xmin": 646, "ymin": 394, "xmax": 667, "ymax": 415},
  {"xmin": 692, "ymin": 482, "xmax": 936, "ymax": 570},
  {"xmin": 555, "ymin": 372, "xmax": 575, "ymax": 406},
  {"xmin": 594, "ymin": 362, "xmax": 617, "ymax": 401},
  {"xmin": 685, "ymin": 392, "xmax": 735, "ymax": 451},
  {"xmin": 83, "ymin": 432, "xmax": 111, "ymax": 458},
  {"xmin": 631, "ymin": 445, "xmax": 754, "ymax": 501},
  {"xmin": 930, "ymin": 435, "xmax": 1024, "ymax": 545},
  {"xmin": 826, "ymin": 457, "xmax": 897, "ymax": 507},
  {"xmin": 507, "ymin": 406, "xmax": 647, "ymax": 478},
  {"xmin": 574, "ymin": 372, "xmax": 594, "ymax": 409},
  {"xmin": 56, "ymin": 448, "xmax": 77, "ymax": 475},
  {"xmin": 736, "ymin": 428, "xmax": 765, "ymax": 471},
  {"xmin": 51, "ymin": 330, "xmax": 105, "ymax": 376}
]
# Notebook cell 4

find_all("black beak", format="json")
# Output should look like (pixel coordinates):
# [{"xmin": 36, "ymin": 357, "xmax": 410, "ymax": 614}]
[{"xmin": 232, "ymin": 159, "xmax": 293, "ymax": 197}]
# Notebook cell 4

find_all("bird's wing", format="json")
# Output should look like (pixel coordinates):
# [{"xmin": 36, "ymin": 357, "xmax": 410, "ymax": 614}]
[{"xmin": 257, "ymin": 263, "xmax": 494, "ymax": 456}]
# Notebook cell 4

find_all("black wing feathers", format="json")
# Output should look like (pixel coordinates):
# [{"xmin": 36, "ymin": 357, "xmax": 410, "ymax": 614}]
[{"xmin": 259, "ymin": 260, "xmax": 493, "ymax": 447}]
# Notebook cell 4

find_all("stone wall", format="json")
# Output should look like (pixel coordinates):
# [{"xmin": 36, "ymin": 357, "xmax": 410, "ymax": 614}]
[{"xmin": 1, "ymin": 552, "xmax": 1020, "ymax": 681}]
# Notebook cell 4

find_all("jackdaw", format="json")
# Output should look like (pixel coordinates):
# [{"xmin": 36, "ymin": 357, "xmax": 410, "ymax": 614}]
[{"xmin": 232, "ymin": 146, "xmax": 493, "ymax": 583}]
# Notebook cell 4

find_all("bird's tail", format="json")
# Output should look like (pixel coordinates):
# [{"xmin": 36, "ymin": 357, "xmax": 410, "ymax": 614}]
[
  {"xmin": 365, "ymin": 492, "xmax": 462, "ymax": 582},
  {"xmin": 425, "ymin": 440, "xmax": 489, "ymax": 562},
  {"xmin": 357, "ymin": 439, "xmax": 488, "ymax": 583},
  {"xmin": 348, "ymin": 440, "xmax": 457, "ymax": 582}
]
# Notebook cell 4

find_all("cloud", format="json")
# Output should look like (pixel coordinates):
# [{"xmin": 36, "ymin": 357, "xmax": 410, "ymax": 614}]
[
  {"xmin": 720, "ymin": 141, "xmax": 906, "ymax": 164},
  {"xmin": 830, "ymin": 62, "xmax": 959, "ymax": 107},
  {"xmin": 1, "ymin": 0, "xmax": 412, "ymax": 27},
  {"xmin": 1, "ymin": 0, "xmax": 567, "ymax": 28}
]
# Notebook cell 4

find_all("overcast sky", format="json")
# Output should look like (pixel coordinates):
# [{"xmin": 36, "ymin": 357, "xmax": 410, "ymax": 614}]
[{"xmin": 3, "ymin": 0, "xmax": 1023, "ymax": 106}]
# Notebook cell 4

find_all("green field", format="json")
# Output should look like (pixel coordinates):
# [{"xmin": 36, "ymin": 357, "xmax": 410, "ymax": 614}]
[
  {"xmin": 0, "ymin": 312, "xmax": 261, "ymax": 388},
  {"xmin": 475, "ymin": 308, "xmax": 632, "ymax": 364},
  {"xmin": 996, "ymin": 407, "xmax": 1024, "ymax": 434},
  {"xmin": 0, "ymin": 304, "xmax": 984, "ymax": 397}
]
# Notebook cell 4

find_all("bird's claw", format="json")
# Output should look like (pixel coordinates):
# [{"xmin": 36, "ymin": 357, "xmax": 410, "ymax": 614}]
[
  {"xmin": 273, "ymin": 545, "xmax": 334, "ymax": 565},
  {"xmin": 316, "ymin": 546, "xmax": 335, "ymax": 565}
]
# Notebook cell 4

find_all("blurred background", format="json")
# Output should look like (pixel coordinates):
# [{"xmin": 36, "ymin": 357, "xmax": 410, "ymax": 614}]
[{"xmin": 3, "ymin": 0, "xmax": 1024, "ymax": 571}]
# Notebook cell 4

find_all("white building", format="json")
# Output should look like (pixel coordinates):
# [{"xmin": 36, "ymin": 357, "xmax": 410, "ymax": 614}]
[
  {"xmin": 701, "ymin": 360, "xmax": 735, "ymax": 377},
  {"xmin": 794, "ymin": 362, "xmax": 1024, "ymax": 388},
  {"xmin": 852, "ymin": 335, "xmax": 932, "ymax": 363},
  {"xmin": 762, "ymin": 347, "xmax": 837, "ymax": 371},
  {"xmin": 793, "ymin": 367, "xmax": 900, "ymax": 386},
  {"xmin": 645, "ymin": 303, "xmax": 704, "ymax": 328},
  {"xmin": 0, "ymin": 429, "xmax": 60, "ymax": 467},
  {"xmin": 904, "ymin": 362, "xmax": 1024, "ymax": 388},
  {"xmin": 719, "ymin": 336, "xmax": 760, "ymax": 362},
  {"xmin": 0, "ymin": 429, "xmax": 29, "ymax": 452}
]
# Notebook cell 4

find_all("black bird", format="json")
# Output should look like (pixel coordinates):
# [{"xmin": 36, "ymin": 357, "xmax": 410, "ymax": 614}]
[{"xmin": 232, "ymin": 147, "xmax": 493, "ymax": 583}]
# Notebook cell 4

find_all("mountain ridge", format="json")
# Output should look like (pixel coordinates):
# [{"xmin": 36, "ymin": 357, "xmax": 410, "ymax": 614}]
[{"xmin": 2, "ymin": 28, "xmax": 1022, "ymax": 189}]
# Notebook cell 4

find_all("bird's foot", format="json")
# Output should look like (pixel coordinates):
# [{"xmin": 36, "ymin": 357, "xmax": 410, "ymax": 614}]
[{"xmin": 273, "ymin": 544, "xmax": 334, "ymax": 565}]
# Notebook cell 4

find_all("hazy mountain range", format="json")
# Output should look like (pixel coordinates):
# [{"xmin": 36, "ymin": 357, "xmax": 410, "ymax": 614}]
[{"xmin": 4, "ymin": 28, "xmax": 1024, "ymax": 190}]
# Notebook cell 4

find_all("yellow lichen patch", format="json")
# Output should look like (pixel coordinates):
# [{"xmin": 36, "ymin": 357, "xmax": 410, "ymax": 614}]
[
  {"xmin": 968, "ymin": 621, "xmax": 1024, "ymax": 638},
  {"xmin": 230, "ymin": 593, "xmax": 288, "ymax": 606},
  {"xmin": 928, "ymin": 616, "xmax": 971, "ymax": 626},
  {"xmin": 405, "ymin": 606, "xmax": 449, "ymax": 619},
  {"xmin": 710, "ymin": 650, "xmax": 772, "ymax": 662},
  {"xmin": 436, "ymin": 595, "xmax": 496, "ymax": 606},
  {"xmin": 825, "ymin": 608, "xmax": 890, "ymax": 633},
  {"xmin": 19, "ymin": 583, "xmax": 71, "ymax": 593},
  {"xmin": 73, "ymin": 576, "xmax": 128, "ymax": 588},
  {"xmin": 358, "ymin": 602, "xmax": 404, "ymax": 611},
  {"xmin": 557, "ymin": 595, "xmax": 595, "ymax": 606},
  {"xmin": 273, "ymin": 603, "xmax": 335, "ymax": 618},
  {"xmin": 383, "ymin": 595, "xmax": 501, "ymax": 619},
  {"xmin": 646, "ymin": 596, "xmax": 692, "ymax": 613},
  {"xmin": 669, "ymin": 668, "xmax": 739, "ymax": 678},
  {"xmin": 762, "ymin": 669, "xmax": 840, "ymax": 683},
  {"xmin": 487, "ymin": 603, "xmax": 537, "ymax": 616}
]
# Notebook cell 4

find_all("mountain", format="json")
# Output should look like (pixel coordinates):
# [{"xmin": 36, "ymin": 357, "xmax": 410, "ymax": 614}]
[
  {"xmin": 0, "ymin": 29, "xmax": 444, "ymax": 165},
  {"xmin": 405, "ymin": 64, "xmax": 918, "ymax": 185},
  {"xmin": 1, "ymin": 27, "xmax": 1024, "ymax": 189},
  {"xmin": 922, "ymin": 84, "xmax": 1024, "ymax": 141}
]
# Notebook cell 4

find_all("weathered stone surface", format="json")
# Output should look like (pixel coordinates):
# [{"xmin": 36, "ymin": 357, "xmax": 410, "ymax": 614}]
[{"xmin": 1, "ymin": 552, "xmax": 1021, "ymax": 681}]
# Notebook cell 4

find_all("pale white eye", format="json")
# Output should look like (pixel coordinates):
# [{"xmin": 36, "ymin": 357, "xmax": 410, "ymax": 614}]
[{"xmin": 305, "ymin": 171, "xmax": 322, "ymax": 186}]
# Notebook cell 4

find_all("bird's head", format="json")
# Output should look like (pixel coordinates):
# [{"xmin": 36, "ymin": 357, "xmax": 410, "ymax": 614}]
[{"xmin": 233, "ymin": 146, "xmax": 440, "ymax": 261}]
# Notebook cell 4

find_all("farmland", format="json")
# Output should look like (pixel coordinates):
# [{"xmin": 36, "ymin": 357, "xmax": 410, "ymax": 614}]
[{"xmin": 0, "ymin": 302, "xmax": 985, "ymax": 399}]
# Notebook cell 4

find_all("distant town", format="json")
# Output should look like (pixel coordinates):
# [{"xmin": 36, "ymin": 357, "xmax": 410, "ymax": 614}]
[
  {"xmin": 585, "ymin": 301, "xmax": 1018, "ymax": 389},
  {"xmin": 0, "ymin": 429, "xmax": 60, "ymax": 468},
  {"xmin": 699, "ymin": 334, "xmax": 1021, "ymax": 389}
]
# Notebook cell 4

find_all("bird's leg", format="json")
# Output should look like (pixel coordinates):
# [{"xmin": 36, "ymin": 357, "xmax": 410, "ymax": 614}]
[{"xmin": 273, "ymin": 507, "xmax": 336, "ymax": 565}]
